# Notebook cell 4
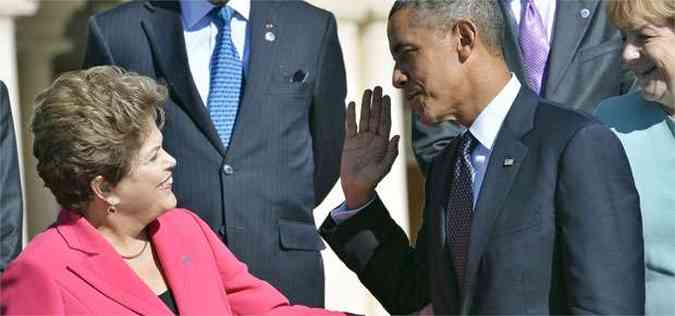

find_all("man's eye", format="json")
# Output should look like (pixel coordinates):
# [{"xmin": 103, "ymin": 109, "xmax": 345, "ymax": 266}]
[
  {"xmin": 401, "ymin": 49, "xmax": 415, "ymax": 60},
  {"xmin": 637, "ymin": 33, "xmax": 652, "ymax": 42}
]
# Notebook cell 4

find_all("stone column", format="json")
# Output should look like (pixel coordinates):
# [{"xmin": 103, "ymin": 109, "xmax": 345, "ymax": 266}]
[{"xmin": 0, "ymin": 0, "xmax": 38, "ymax": 245}]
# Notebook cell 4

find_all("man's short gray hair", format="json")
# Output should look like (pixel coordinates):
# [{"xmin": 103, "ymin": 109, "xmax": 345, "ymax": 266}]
[{"xmin": 390, "ymin": 0, "xmax": 504, "ymax": 56}]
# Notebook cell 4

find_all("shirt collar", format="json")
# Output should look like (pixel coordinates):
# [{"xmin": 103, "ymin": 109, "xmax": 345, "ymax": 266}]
[
  {"xmin": 468, "ymin": 74, "xmax": 522, "ymax": 151},
  {"xmin": 180, "ymin": 0, "xmax": 250, "ymax": 30}
]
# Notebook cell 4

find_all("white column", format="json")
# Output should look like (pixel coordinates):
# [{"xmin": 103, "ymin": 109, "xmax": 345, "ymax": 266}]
[
  {"xmin": 308, "ymin": 1, "xmax": 408, "ymax": 315},
  {"xmin": 15, "ymin": 0, "xmax": 85, "ymax": 238},
  {"xmin": 0, "ymin": 0, "xmax": 38, "ymax": 246}
]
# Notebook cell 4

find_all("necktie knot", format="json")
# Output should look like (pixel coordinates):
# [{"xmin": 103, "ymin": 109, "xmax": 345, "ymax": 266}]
[
  {"xmin": 459, "ymin": 131, "xmax": 477, "ymax": 157},
  {"xmin": 214, "ymin": 6, "xmax": 234, "ymax": 29}
]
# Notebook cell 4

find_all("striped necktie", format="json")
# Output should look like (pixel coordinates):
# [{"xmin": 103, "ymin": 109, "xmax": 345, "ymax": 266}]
[{"xmin": 207, "ymin": 6, "xmax": 243, "ymax": 148}]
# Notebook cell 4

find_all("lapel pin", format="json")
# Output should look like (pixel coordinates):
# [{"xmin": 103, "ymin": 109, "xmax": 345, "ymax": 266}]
[
  {"xmin": 580, "ymin": 8, "xmax": 590, "ymax": 18},
  {"xmin": 503, "ymin": 158, "xmax": 515, "ymax": 167},
  {"xmin": 265, "ymin": 31, "xmax": 276, "ymax": 42}
]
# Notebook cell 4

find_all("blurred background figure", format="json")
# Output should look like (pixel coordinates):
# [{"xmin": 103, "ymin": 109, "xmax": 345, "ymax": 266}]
[
  {"xmin": 412, "ymin": 0, "xmax": 634, "ymax": 173},
  {"xmin": 82, "ymin": 0, "xmax": 346, "ymax": 307},
  {"xmin": 595, "ymin": 1, "xmax": 675, "ymax": 315},
  {"xmin": 0, "ymin": 66, "xmax": 353, "ymax": 316},
  {"xmin": 0, "ymin": 81, "xmax": 23, "ymax": 273}
]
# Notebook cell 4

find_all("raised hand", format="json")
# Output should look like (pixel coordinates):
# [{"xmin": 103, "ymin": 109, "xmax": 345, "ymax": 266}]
[{"xmin": 341, "ymin": 86, "xmax": 400, "ymax": 209}]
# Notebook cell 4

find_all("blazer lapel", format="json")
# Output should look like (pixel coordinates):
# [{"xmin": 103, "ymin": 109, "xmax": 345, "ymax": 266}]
[
  {"xmin": 57, "ymin": 210, "xmax": 170, "ymax": 315},
  {"xmin": 544, "ymin": 0, "xmax": 599, "ymax": 96},
  {"xmin": 140, "ymin": 1, "xmax": 226, "ymax": 156},
  {"xmin": 461, "ymin": 88, "xmax": 536, "ymax": 312},
  {"xmin": 147, "ymin": 219, "xmax": 194, "ymax": 315},
  {"xmin": 225, "ymin": 1, "xmax": 280, "ymax": 153}
]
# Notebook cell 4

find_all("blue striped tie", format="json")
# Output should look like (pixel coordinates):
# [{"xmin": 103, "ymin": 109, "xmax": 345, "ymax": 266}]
[{"xmin": 208, "ymin": 6, "xmax": 242, "ymax": 148}]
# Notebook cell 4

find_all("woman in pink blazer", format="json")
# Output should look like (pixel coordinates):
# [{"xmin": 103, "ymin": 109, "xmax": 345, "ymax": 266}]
[{"xmin": 1, "ymin": 66, "xmax": 354, "ymax": 316}]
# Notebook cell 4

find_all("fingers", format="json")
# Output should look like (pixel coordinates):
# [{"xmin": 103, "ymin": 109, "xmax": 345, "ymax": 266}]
[
  {"xmin": 369, "ymin": 86, "xmax": 383, "ymax": 133},
  {"xmin": 359, "ymin": 89, "xmax": 372, "ymax": 133},
  {"xmin": 345, "ymin": 101, "xmax": 357, "ymax": 138},
  {"xmin": 378, "ymin": 95, "xmax": 392, "ymax": 137}
]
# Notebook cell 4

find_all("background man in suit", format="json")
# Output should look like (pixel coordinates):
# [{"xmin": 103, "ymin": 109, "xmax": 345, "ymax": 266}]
[
  {"xmin": 320, "ymin": 1, "xmax": 644, "ymax": 314},
  {"xmin": 83, "ymin": 0, "xmax": 346, "ymax": 307},
  {"xmin": 413, "ymin": 0, "xmax": 633, "ymax": 172},
  {"xmin": 0, "ymin": 81, "xmax": 23, "ymax": 272}
]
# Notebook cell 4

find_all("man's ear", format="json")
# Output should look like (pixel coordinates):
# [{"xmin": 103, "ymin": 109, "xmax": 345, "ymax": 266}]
[
  {"xmin": 90, "ymin": 176, "xmax": 119, "ymax": 206},
  {"xmin": 454, "ymin": 19, "xmax": 478, "ymax": 62}
]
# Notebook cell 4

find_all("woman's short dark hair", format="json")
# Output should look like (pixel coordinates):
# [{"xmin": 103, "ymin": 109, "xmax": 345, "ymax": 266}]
[{"xmin": 31, "ymin": 66, "xmax": 167, "ymax": 211}]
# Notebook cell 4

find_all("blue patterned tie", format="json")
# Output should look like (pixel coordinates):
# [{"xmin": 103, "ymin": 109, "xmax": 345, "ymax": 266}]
[
  {"xmin": 208, "ymin": 6, "xmax": 242, "ymax": 148},
  {"xmin": 447, "ymin": 131, "xmax": 477, "ymax": 294}
]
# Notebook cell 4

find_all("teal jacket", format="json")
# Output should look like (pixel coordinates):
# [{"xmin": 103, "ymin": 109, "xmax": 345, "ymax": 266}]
[{"xmin": 596, "ymin": 92, "xmax": 675, "ymax": 316}]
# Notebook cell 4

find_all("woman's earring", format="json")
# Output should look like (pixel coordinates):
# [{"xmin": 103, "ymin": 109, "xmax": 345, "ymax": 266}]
[{"xmin": 107, "ymin": 204, "xmax": 117, "ymax": 214}]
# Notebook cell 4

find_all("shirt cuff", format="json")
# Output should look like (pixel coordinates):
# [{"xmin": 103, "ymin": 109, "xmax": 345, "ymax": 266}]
[{"xmin": 329, "ymin": 197, "xmax": 376, "ymax": 225}]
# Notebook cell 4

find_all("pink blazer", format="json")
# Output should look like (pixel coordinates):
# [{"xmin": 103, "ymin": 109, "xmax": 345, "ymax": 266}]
[{"xmin": 1, "ymin": 208, "xmax": 347, "ymax": 315}]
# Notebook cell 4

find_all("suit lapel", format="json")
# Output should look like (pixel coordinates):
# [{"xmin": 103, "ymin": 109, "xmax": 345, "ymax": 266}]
[
  {"xmin": 499, "ymin": 0, "xmax": 527, "ymax": 82},
  {"xmin": 427, "ymin": 139, "xmax": 462, "ymax": 313},
  {"xmin": 461, "ymin": 88, "xmax": 537, "ymax": 312},
  {"xmin": 225, "ymin": 1, "xmax": 280, "ymax": 152},
  {"xmin": 140, "ymin": 1, "xmax": 226, "ymax": 156},
  {"xmin": 544, "ymin": 0, "xmax": 599, "ymax": 96},
  {"xmin": 56, "ymin": 210, "xmax": 170, "ymax": 315}
]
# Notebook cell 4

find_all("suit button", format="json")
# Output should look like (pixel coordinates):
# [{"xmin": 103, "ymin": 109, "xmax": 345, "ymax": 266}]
[{"xmin": 223, "ymin": 164, "xmax": 234, "ymax": 175}]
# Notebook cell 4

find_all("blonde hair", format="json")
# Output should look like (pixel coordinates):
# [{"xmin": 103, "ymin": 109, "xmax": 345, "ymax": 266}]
[
  {"xmin": 608, "ymin": 0, "xmax": 675, "ymax": 30},
  {"xmin": 32, "ymin": 66, "xmax": 167, "ymax": 211}
]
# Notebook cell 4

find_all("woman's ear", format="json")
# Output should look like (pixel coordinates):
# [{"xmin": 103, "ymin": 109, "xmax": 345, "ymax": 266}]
[
  {"xmin": 454, "ymin": 19, "xmax": 478, "ymax": 62},
  {"xmin": 90, "ymin": 176, "xmax": 119, "ymax": 206}
]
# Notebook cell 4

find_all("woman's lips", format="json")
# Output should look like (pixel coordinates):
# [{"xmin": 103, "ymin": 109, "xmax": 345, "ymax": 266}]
[{"xmin": 158, "ymin": 176, "xmax": 173, "ymax": 190}]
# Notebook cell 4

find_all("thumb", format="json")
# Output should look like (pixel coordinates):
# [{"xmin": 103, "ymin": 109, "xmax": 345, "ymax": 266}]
[{"xmin": 380, "ymin": 135, "xmax": 400, "ymax": 174}]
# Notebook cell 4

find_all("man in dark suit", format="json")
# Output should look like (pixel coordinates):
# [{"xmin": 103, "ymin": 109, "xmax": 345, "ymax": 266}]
[
  {"xmin": 83, "ymin": 0, "xmax": 346, "ymax": 307},
  {"xmin": 413, "ymin": 0, "xmax": 633, "ymax": 171},
  {"xmin": 0, "ymin": 81, "xmax": 23, "ymax": 272},
  {"xmin": 320, "ymin": 1, "xmax": 644, "ymax": 314}
]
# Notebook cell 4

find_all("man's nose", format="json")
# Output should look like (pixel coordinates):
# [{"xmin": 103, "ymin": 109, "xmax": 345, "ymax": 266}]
[{"xmin": 392, "ymin": 67, "xmax": 407, "ymax": 89}]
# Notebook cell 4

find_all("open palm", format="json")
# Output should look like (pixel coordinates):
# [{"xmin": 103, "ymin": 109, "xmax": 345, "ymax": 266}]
[{"xmin": 341, "ymin": 87, "xmax": 400, "ymax": 209}]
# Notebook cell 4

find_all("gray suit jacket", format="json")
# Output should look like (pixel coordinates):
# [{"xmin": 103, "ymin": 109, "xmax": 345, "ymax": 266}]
[
  {"xmin": 0, "ymin": 81, "xmax": 23, "ymax": 272},
  {"xmin": 83, "ymin": 1, "xmax": 346, "ymax": 306},
  {"xmin": 321, "ymin": 88, "xmax": 645, "ymax": 315},
  {"xmin": 413, "ymin": 0, "xmax": 632, "ymax": 172}
]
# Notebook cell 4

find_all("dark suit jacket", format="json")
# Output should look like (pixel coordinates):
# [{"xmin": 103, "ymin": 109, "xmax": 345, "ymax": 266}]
[
  {"xmin": 321, "ymin": 88, "xmax": 645, "ymax": 315},
  {"xmin": 1, "ymin": 208, "xmax": 347, "ymax": 316},
  {"xmin": 0, "ymin": 81, "xmax": 23, "ymax": 272},
  {"xmin": 83, "ymin": 1, "xmax": 346, "ymax": 306},
  {"xmin": 413, "ymin": 0, "xmax": 632, "ymax": 172}
]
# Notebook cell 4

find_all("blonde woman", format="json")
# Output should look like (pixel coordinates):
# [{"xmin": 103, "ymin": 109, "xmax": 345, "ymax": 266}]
[{"xmin": 595, "ymin": 1, "xmax": 675, "ymax": 315}]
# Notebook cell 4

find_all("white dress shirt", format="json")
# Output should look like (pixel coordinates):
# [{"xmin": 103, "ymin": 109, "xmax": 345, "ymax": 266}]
[
  {"xmin": 179, "ymin": 0, "xmax": 250, "ymax": 107},
  {"xmin": 332, "ymin": 75, "xmax": 522, "ymax": 222},
  {"xmin": 508, "ymin": 0, "xmax": 557, "ymax": 43}
]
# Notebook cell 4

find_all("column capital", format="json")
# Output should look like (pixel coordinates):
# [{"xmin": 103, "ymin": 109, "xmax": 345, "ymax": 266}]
[{"xmin": 0, "ymin": 0, "xmax": 38, "ymax": 17}]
